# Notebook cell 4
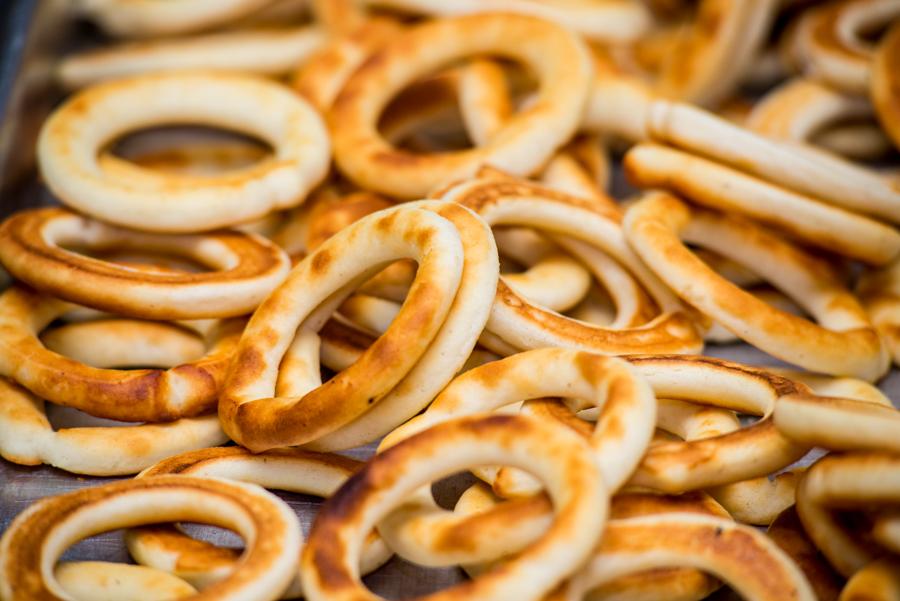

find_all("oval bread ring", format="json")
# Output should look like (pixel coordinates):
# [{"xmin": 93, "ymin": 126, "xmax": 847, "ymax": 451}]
[
  {"xmin": 54, "ymin": 562, "xmax": 197, "ymax": 601},
  {"xmin": 0, "ymin": 286, "xmax": 243, "ymax": 422},
  {"xmin": 221, "ymin": 202, "xmax": 499, "ymax": 452},
  {"xmin": 361, "ymin": 0, "xmax": 651, "ymax": 43},
  {"xmin": 839, "ymin": 558, "xmax": 900, "ymax": 600},
  {"xmin": 38, "ymin": 71, "xmax": 330, "ymax": 232},
  {"xmin": 330, "ymin": 13, "xmax": 593, "ymax": 199},
  {"xmin": 623, "ymin": 143, "xmax": 900, "ymax": 265},
  {"xmin": 455, "ymin": 482, "xmax": 727, "ymax": 601},
  {"xmin": 625, "ymin": 355, "xmax": 812, "ymax": 493},
  {"xmin": 556, "ymin": 513, "xmax": 816, "ymax": 601},
  {"xmin": 872, "ymin": 20, "xmax": 900, "ymax": 151},
  {"xmin": 803, "ymin": 0, "xmax": 900, "ymax": 95},
  {"xmin": 0, "ymin": 475, "xmax": 302, "ymax": 601},
  {"xmin": 858, "ymin": 257, "xmax": 900, "ymax": 366},
  {"xmin": 0, "ymin": 377, "xmax": 227, "ymax": 476},
  {"xmin": 301, "ymin": 413, "xmax": 608, "ymax": 601},
  {"xmin": 292, "ymin": 17, "xmax": 404, "ymax": 112},
  {"xmin": 439, "ymin": 174, "xmax": 703, "ymax": 356},
  {"xmin": 797, "ymin": 452, "xmax": 900, "ymax": 577},
  {"xmin": 746, "ymin": 77, "xmax": 888, "ymax": 159},
  {"xmin": 767, "ymin": 508, "xmax": 845, "ymax": 601},
  {"xmin": 76, "ymin": 0, "xmax": 278, "ymax": 37},
  {"xmin": 624, "ymin": 192, "xmax": 889, "ymax": 380},
  {"xmin": 127, "ymin": 447, "xmax": 392, "ymax": 598},
  {"xmin": 644, "ymin": 99, "xmax": 900, "ymax": 225},
  {"xmin": 58, "ymin": 26, "xmax": 326, "ymax": 89},
  {"xmin": 0, "ymin": 207, "xmax": 291, "ymax": 319}
]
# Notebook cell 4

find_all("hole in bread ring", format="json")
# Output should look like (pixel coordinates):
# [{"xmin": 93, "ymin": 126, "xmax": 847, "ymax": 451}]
[
  {"xmin": 797, "ymin": 452, "xmax": 900, "ymax": 578},
  {"xmin": 0, "ymin": 207, "xmax": 291, "ymax": 319},
  {"xmin": 0, "ymin": 286, "xmax": 242, "ymax": 422},
  {"xmin": 126, "ymin": 447, "xmax": 392, "ymax": 598},
  {"xmin": 439, "ymin": 174, "xmax": 702, "ymax": 355},
  {"xmin": 301, "ymin": 413, "xmax": 608, "ymax": 600},
  {"xmin": 0, "ymin": 376, "xmax": 227, "ymax": 476},
  {"xmin": 623, "ymin": 192, "xmax": 889, "ymax": 380},
  {"xmin": 221, "ymin": 201, "xmax": 500, "ymax": 452},
  {"xmin": 0, "ymin": 476, "xmax": 302, "ymax": 600},
  {"xmin": 329, "ymin": 13, "xmax": 593, "ymax": 198},
  {"xmin": 37, "ymin": 72, "xmax": 330, "ymax": 232}
]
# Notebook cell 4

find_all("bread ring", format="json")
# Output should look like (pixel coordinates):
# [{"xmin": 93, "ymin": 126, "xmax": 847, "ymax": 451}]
[
  {"xmin": 872, "ymin": 20, "xmax": 900, "ymax": 151},
  {"xmin": 330, "ymin": 13, "xmax": 593, "ymax": 198},
  {"xmin": 0, "ymin": 377, "xmax": 226, "ymax": 476},
  {"xmin": 221, "ymin": 202, "xmax": 499, "ymax": 452},
  {"xmin": 557, "ymin": 513, "xmax": 815, "ymax": 601},
  {"xmin": 58, "ymin": 27, "xmax": 326, "ymax": 89},
  {"xmin": 803, "ymin": 0, "xmax": 900, "ymax": 95},
  {"xmin": 362, "ymin": 0, "xmax": 650, "ymax": 43},
  {"xmin": 839, "ymin": 558, "xmax": 900, "ymax": 600},
  {"xmin": 301, "ymin": 413, "xmax": 608, "ymax": 601},
  {"xmin": 623, "ymin": 143, "xmax": 900, "ymax": 265},
  {"xmin": 797, "ymin": 452, "xmax": 900, "ymax": 577},
  {"xmin": 439, "ymin": 174, "xmax": 702, "ymax": 356},
  {"xmin": 767, "ymin": 508, "xmax": 844, "ymax": 601},
  {"xmin": 38, "ymin": 71, "xmax": 330, "ymax": 232},
  {"xmin": 644, "ymin": 100, "xmax": 900, "ymax": 225},
  {"xmin": 0, "ymin": 475, "xmax": 302, "ymax": 601},
  {"xmin": 858, "ymin": 257, "xmax": 900, "ymax": 366},
  {"xmin": 127, "ymin": 447, "xmax": 391, "ymax": 598},
  {"xmin": 626, "ymin": 355, "xmax": 811, "ymax": 493},
  {"xmin": 624, "ymin": 193, "xmax": 889, "ymax": 380},
  {"xmin": 0, "ymin": 208, "xmax": 290, "ymax": 319},
  {"xmin": 76, "ymin": 0, "xmax": 278, "ymax": 37},
  {"xmin": 775, "ymin": 395, "xmax": 900, "ymax": 453},
  {"xmin": 0, "ymin": 286, "xmax": 242, "ymax": 421},
  {"xmin": 54, "ymin": 562, "xmax": 197, "ymax": 601}
]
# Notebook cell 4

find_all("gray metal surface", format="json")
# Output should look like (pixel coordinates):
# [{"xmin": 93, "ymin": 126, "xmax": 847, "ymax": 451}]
[{"xmin": 1, "ymin": 4, "xmax": 899, "ymax": 599}]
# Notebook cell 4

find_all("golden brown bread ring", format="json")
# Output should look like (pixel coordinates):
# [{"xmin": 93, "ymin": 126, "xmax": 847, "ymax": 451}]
[
  {"xmin": 872, "ymin": 20, "xmax": 900, "ymax": 151},
  {"xmin": 439, "ymin": 174, "xmax": 703, "ymax": 356},
  {"xmin": 624, "ymin": 193, "xmax": 889, "ymax": 380},
  {"xmin": 301, "ymin": 413, "xmax": 608, "ymax": 601},
  {"xmin": 38, "ymin": 71, "xmax": 330, "ymax": 232},
  {"xmin": 330, "ymin": 13, "xmax": 593, "ymax": 198},
  {"xmin": 797, "ymin": 452, "xmax": 900, "ymax": 578},
  {"xmin": 839, "ymin": 558, "xmax": 900, "ymax": 600},
  {"xmin": 221, "ymin": 202, "xmax": 499, "ymax": 452},
  {"xmin": 76, "ymin": 0, "xmax": 278, "ymax": 37},
  {"xmin": 127, "ymin": 447, "xmax": 392, "ymax": 598},
  {"xmin": 857, "ymin": 257, "xmax": 900, "ymax": 367},
  {"xmin": 58, "ymin": 26, "xmax": 326, "ymax": 90},
  {"xmin": 0, "ymin": 207, "xmax": 291, "ymax": 320},
  {"xmin": 0, "ymin": 286, "xmax": 242, "ymax": 422},
  {"xmin": 0, "ymin": 475, "xmax": 302, "ymax": 601}
]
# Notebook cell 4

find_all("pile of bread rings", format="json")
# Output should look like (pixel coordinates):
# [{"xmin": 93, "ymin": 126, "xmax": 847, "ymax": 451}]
[{"xmin": 1, "ymin": 0, "xmax": 900, "ymax": 599}]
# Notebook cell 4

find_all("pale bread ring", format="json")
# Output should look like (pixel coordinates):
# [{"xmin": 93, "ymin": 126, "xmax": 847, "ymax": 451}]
[
  {"xmin": 0, "ymin": 286, "xmax": 242, "ymax": 422},
  {"xmin": 330, "ymin": 13, "xmax": 593, "ymax": 198},
  {"xmin": 624, "ymin": 193, "xmax": 889, "ymax": 380},
  {"xmin": 797, "ymin": 452, "xmax": 900, "ymax": 577},
  {"xmin": 622, "ymin": 142, "xmax": 900, "ymax": 265},
  {"xmin": 857, "ymin": 257, "xmax": 900, "ymax": 366},
  {"xmin": 439, "ymin": 174, "xmax": 703, "ymax": 356},
  {"xmin": 221, "ymin": 202, "xmax": 500, "ymax": 451},
  {"xmin": 0, "ymin": 207, "xmax": 291, "ymax": 319},
  {"xmin": 872, "ymin": 20, "xmax": 900, "ymax": 150},
  {"xmin": 58, "ymin": 27, "xmax": 326, "ymax": 89},
  {"xmin": 0, "ymin": 476, "xmax": 302, "ymax": 601},
  {"xmin": 0, "ymin": 377, "xmax": 227, "ymax": 476},
  {"xmin": 38, "ymin": 71, "xmax": 330, "ymax": 232},
  {"xmin": 127, "ymin": 447, "xmax": 392, "ymax": 598},
  {"xmin": 301, "ymin": 414, "xmax": 608, "ymax": 601},
  {"xmin": 54, "ymin": 562, "xmax": 197, "ymax": 601},
  {"xmin": 76, "ymin": 0, "xmax": 278, "ymax": 37},
  {"xmin": 774, "ymin": 395, "xmax": 900, "ymax": 453},
  {"xmin": 361, "ymin": 0, "xmax": 651, "ymax": 43}
]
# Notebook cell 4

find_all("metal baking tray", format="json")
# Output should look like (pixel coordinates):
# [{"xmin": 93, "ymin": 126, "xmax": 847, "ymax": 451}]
[{"xmin": 0, "ymin": 2, "xmax": 898, "ymax": 598}]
